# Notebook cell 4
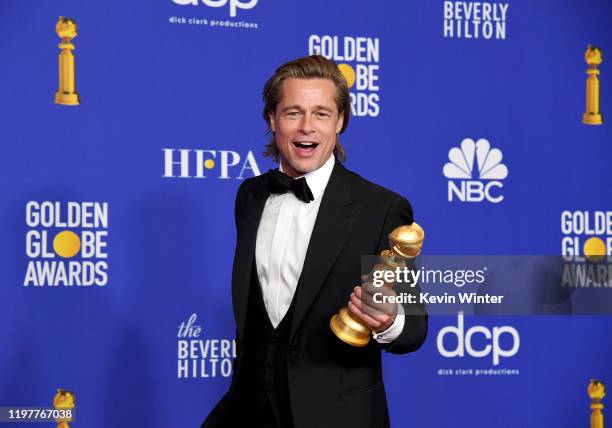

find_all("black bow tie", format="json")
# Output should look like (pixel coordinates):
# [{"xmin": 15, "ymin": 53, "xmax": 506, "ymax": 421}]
[{"xmin": 268, "ymin": 169, "xmax": 314, "ymax": 203}]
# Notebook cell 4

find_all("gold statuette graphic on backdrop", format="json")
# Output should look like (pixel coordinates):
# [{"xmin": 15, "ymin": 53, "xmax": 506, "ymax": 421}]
[
  {"xmin": 588, "ymin": 379, "xmax": 605, "ymax": 428},
  {"xmin": 330, "ymin": 222, "xmax": 424, "ymax": 347},
  {"xmin": 53, "ymin": 389, "xmax": 75, "ymax": 428},
  {"xmin": 583, "ymin": 45, "xmax": 603, "ymax": 125},
  {"xmin": 55, "ymin": 17, "xmax": 80, "ymax": 106}
]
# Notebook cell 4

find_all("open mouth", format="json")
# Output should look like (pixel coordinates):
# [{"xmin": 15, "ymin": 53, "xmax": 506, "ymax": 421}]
[{"xmin": 293, "ymin": 141, "xmax": 319, "ymax": 149}]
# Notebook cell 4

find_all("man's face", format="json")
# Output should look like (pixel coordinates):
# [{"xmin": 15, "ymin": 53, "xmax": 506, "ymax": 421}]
[{"xmin": 270, "ymin": 78, "xmax": 344, "ymax": 177}]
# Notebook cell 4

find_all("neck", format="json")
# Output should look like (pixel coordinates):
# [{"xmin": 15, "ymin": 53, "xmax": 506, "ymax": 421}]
[
  {"xmin": 280, "ymin": 154, "xmax": 333, "ymax": 178},
  {"xmin": 280, "ymin": 159, "xmax": 301, "ymax": 178}
]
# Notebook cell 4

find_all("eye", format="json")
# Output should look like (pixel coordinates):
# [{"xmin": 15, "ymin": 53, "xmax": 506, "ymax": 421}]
[
  {"xmin": 315, "ymin": 111, "xmax": 330, "ymax": 119},
  {"xmin": 286, "ymin": 111, "xmax": 300, "ymax": 118}
]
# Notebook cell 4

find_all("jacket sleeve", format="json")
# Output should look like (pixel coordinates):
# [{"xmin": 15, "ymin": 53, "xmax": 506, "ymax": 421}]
[{"xmin": 374, "ymin": 195, "xmax": 428, "ymax": 355}]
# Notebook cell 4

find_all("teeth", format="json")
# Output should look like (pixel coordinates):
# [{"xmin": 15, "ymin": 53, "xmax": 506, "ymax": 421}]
[{"xmin": 295, "ymin": 142, "xmax": 316, "ymax": 147}]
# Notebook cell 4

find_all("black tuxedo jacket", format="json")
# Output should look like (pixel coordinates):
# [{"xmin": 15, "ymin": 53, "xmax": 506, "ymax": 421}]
[{"xmin": 203, "ymin": 159, "xmax": 428, "ymax": 428}]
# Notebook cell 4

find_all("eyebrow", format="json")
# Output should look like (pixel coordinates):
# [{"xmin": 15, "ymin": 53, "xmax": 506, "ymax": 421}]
[{"xmin": 280, "ymin": 105, "xmax": 335, "ymax": 113}]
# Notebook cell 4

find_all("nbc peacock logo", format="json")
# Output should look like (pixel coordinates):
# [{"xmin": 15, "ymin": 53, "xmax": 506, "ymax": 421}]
[{"xmin": 443, "ymin": 138, "xmax": 508, "ymax": 203}]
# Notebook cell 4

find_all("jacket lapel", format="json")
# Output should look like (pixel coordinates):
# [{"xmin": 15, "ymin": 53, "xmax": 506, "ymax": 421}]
[
  {"xmin": 232, "ymin": 176, "xmax": 269, "ymax": 344},
  {"xmin": 290, "ymin": 161, "xmax": 362, "ymax": 340}
]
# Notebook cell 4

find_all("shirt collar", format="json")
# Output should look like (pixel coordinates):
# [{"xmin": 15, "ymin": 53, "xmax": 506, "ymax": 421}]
[{"xmin": 279, "ymin": 155, "xmax": 335, "ymax": 201}]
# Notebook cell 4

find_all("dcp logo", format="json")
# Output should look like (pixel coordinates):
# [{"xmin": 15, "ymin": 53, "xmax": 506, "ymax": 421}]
[
  {"xmin": 436, "ymin": 313, "xmax": 520, "ymax": 366},
  {"xmin": 443, "ymin": 138, "xmax": 508, "ymax": 203},
  {"xmin": 172, "ymin": 0, "xmax": 258, "ymax": 17}
]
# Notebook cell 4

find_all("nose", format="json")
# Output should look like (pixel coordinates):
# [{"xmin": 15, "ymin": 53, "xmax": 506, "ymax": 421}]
[{"xmin": 299, "ymin": 113, "xmax": 315, "ymax": 134}]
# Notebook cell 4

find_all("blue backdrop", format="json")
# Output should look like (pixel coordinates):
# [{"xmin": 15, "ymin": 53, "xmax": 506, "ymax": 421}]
[{"xmin": 1, "ymin": 1, "xmax": 611, "ymax": 426}]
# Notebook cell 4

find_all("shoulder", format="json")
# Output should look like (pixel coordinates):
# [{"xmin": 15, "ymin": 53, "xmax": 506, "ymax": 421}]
[
  {"xmin": 341, "ymin": 164, "xmax": 411, "ymax": 210},
  {"xmin": 235, "ymin": 171, "xmax": 270, "ymax": 199},
  {"xmin": 233, "ymin": 171, "xmax": 270, "ymax": 225}
]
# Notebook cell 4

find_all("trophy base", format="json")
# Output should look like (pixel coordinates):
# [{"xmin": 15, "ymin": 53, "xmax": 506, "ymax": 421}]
[
  {"xmin": 330, "ymin": 307, "xmax": 371, "ymax": 347},
  {"xmin": 583, "ymin": 113, "xmax": 603, "ymax": 125},
  {"xmin": 55, "ymin": 92, "xmax": 80, "ymax": 106}
]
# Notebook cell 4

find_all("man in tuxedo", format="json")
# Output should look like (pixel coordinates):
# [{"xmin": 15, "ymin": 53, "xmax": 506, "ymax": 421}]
[{"xmin": 202, "ymin": 55, "xmax": 427, "ymax": 428}]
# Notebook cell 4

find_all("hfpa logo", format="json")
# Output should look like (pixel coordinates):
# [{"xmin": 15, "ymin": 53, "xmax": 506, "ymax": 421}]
[
  {"xmin": 162, "ymin": 148, "xmax": 261, "ymax": 180},
  {"xmin": 436, "ymin": 313, "xmax": 520, "ymax": 366},
  {"xmin": 443, "ymin": 138, "xmax": 508, "ymax": 203}
]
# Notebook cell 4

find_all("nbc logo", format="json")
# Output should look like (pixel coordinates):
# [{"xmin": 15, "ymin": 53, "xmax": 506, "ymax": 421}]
[{"xmin": 443, "ymin": 138, "xmax": 508, "ymax": 203}]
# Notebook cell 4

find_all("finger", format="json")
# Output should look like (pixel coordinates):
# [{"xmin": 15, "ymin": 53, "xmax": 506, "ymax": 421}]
[
  {"xmin": 355, "ymin": 297, "xmax": 395, "ymax": 327},
  {"xmin": 350, "ymin": 293, "xmax": 374, "ymax": 316},
  {"xmin": 359, "ymin": 300, "xmax": 394, "ymax": 323},
  {"xmin": 354, "ymin": 293, "xmax": 395, "ymax": 324},
  {"xmin": 349, "ymin": 299, "xmax": 394, "ymax": 331},
  {"xmin": 358, "ymin": 290, "xmax": 397, "ymax": 317},
  {"xmin": 351, "ymin": 291, "xmax": 386, "ymax": 314},
  {"xmin": 350, "ymin": 292, "xmax": 360, "ymax": 307},
  {"xmin": 348, "ymin": 301, "xmax": 382, "ymax": 329},
  {"xmin": 361, "ymin": 283, "xmax": 388, "ymax": 296}
]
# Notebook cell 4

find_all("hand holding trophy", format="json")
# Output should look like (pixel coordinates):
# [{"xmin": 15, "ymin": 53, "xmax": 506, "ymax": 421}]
[{"xmin": 330, "ymin": 222, "xmax": 424, "ymax": 347}]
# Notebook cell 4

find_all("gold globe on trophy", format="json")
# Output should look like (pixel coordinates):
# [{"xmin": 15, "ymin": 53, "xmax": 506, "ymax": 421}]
[
  {"xmin": 53, "ymin": 389, "xmax": 75, "ymax": 428},
  {"xmin": 582, "ymin": 45, "xmax": 603, "ymax": 125},
  {"xmin": 55, "ymin": 17, "xmax": 80, "ymax": 106},
  {"xmin": 330, "ymin": 222, "xmax": 425, "ymax": 347},
  {"xmin": 588, "ymin": 379, "xmax": 605, "ymax": 428}
]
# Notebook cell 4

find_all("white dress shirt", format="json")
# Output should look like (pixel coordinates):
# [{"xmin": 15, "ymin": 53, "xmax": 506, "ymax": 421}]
[{"xmin": 255, "ymin": 155, "xmax": 404, "ymax": 343}]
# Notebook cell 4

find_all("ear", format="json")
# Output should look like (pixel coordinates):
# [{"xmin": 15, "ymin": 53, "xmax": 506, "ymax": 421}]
[
  {"xmin": 269, "ymin": 113, "xmax": 276, "ymax": 133},
  {"xmin": 336, "ymin": 112, "xmax": 344, "ymax": 134}
]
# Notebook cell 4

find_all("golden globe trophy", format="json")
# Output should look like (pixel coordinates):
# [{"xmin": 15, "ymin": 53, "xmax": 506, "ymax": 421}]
[
  {"xmin": 330, "ymin": 222, "xmax": 424, "ymax": 347},
  {"xmin": 588, "ymin": 379, "xmax": 605, "ymax": 428},
  {"xmin": 583, "ymin": 45, "xmax": 603, "ymax": 125},
  {"xmin": 55, "ymin": 17, "xmax": 80, "ymax": 106},
  {"xmin": 53, "ymin": 389, "xmax": 75, "ymax": 428}
]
